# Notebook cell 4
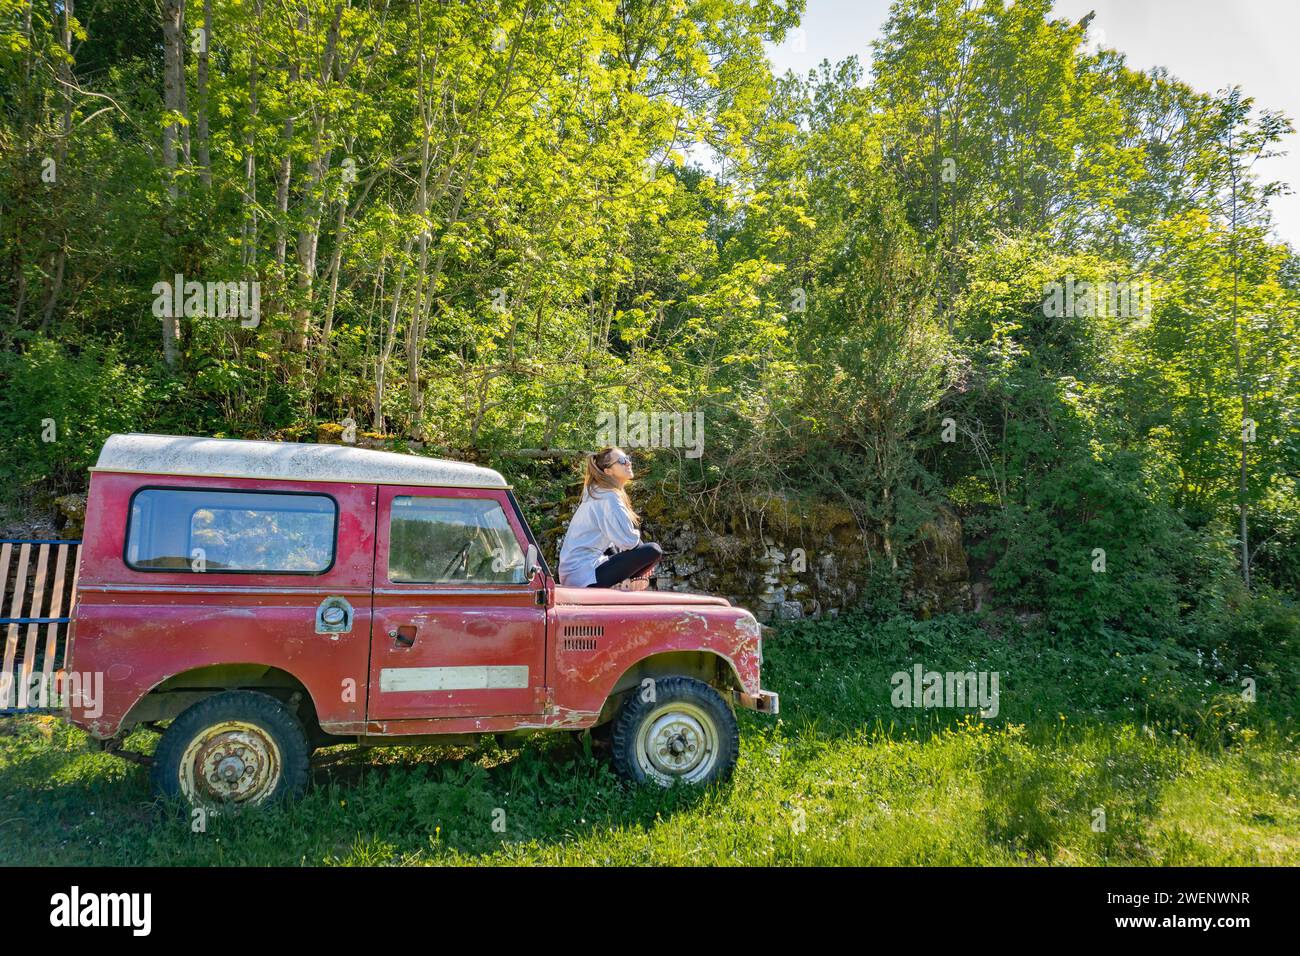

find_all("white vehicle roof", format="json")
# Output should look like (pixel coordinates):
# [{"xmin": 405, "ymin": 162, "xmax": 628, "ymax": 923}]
[{"xmin": 92, "ymin": 433, "xmax": 509, "ymax": 489}]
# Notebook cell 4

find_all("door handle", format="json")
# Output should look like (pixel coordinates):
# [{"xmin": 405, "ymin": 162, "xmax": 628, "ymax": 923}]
[{"xmin": 388, "ymin": 625, "xmax": 417, "ymax": 647}]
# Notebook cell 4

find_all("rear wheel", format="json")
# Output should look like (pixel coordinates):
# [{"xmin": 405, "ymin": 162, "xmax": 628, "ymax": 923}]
[
  {"xmin": 609, "ymin": 676, "xmax": 738, "ymax": 787},
  {"xmin": 151, "ymin": 690, "xmax": 310, "ymax": 811}
]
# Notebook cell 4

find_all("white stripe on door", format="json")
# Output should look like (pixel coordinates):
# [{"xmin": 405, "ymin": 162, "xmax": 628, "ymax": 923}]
[{"xmin": 379, "ymin": 665, "xmax": 530, "ymax": 692}]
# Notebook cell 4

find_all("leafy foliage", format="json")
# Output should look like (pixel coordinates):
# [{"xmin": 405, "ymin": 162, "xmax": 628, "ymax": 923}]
[{"xmin": 1, "ymin": 0, "xmax": 1298, "ymax": 642}]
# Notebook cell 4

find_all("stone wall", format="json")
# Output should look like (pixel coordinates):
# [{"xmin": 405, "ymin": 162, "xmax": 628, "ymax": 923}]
[{"xmin": 544, "ymin": 490, "xmax": 972, "ymax": 622}]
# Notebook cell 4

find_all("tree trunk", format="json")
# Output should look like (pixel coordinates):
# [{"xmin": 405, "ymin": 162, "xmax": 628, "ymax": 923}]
[
  {"xmin": 39, "ymin": 0, "xmax": 74, "ymax": 330},
  {"xmin": 240, "ymin": 2, "xmax": 261, "ymax": 271},
  {"xmin": 196, "ymin": 0, "xmax": 212, "ymax": 189},
  {"xmin": 160, "ymin": 0, "xmax": 187, "ymax": 369},
  {"xmin": 374, "ymin": 238, "xmax": 414, "ymax": 431},
  {"xmin": 290, "ymin": 3, "xmax": 345, "ymax": 354},
  {"xmin": 1228, "ymin": 114, "xmax": 1251, "ymax": 587}
]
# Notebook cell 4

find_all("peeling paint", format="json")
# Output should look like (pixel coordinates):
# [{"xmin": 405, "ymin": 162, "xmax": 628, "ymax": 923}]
[
  {"xmin": 734, "ymin": 614, "xmax": 761, "ymax": 639},
  {"xmin": 676, "ymin": 610, "xmax": 709, "ymax": 632},
  {"xmin": 514, "ymin": 708, "xmax": 598, "ymax": 730}
]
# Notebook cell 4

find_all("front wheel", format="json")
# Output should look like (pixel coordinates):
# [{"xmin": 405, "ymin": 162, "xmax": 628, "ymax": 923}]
[
  {"xmin": 609, "ymin": 676, "xmax": 739, "ymax": 787},
  {"xmin": 151, "ymin": 690, "xmax": 310, "ymax": 811}
]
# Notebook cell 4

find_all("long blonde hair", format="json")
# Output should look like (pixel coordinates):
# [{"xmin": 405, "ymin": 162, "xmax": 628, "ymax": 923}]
[{"xmin": 584, "ymin": 447, "xmax": 640, "ymax": 527}]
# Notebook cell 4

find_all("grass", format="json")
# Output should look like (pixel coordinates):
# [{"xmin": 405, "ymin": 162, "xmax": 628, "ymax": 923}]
[{"xmin": 1, "ymin": 611, "xmax": 1297, "ymax": 866}]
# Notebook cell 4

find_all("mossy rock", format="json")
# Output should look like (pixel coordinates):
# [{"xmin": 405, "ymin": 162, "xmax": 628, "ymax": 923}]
[
  {"xmin": 640, "ymin": 492, "xmax": 692, "ymax": 524},
  {"xmin": 696, "ymin": 534, "xmax": 757, "ymax": 564},
  {"xmin": 312, "ymin": 423, "xmax": 393, "ymax": 449},
  {"xmin": 316, "ymin": 422, "xmax": 346, "ymax": 443},
  {"xmin": 53, "ymin": 493, "xmax": 87, "ymax": 539},
  {"xmin": 908, "ymin": 504, "xmax": 970, "ymax": 588},
  {"xmin": 741, "ymin": 491, "xmax": 860, "ymax": 537}
]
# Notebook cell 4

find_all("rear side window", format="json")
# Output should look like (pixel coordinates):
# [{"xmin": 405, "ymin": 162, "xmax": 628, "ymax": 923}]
[
  {"xmin": 389, "ymin": 496, "xmax": 525, "ymax": 584},
  {"xmin": 126, "ymin": 488, "xmax": 337, "ymax": 573}
]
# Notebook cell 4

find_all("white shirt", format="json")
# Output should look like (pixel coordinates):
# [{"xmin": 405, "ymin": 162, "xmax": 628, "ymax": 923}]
[{"xmin": 558, "ymin": 486, "xmax": 642, "ymax": 587}]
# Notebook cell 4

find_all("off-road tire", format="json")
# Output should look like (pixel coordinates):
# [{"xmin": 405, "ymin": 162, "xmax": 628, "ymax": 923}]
[
  {"xmin": 151, "ymin": 690, "xmax": 311, "ymax": 810},
  {"xmin": 609, "ymin": 676, "xmax": 738, "ymax": 787}
]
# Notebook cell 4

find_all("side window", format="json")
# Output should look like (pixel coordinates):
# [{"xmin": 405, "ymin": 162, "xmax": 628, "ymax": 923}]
[
  {"xmin": 126, "ymin": 488, "xmax": 336, "ymax": 573},
  {"xmin": 389, "ymin": 496, "xmax": 525, "ymax": 584}
]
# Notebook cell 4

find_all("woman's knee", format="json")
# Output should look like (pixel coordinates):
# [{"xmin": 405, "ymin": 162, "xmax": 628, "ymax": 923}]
[{"xmin": 638, "ymin": 542, "xmax": 663, "ymax": 569}]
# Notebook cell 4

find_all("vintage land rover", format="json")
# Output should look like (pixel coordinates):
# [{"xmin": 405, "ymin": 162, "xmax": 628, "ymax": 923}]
[{"xmin": 65, "ymin": 434, "xmax": 777, "ymax": 809}]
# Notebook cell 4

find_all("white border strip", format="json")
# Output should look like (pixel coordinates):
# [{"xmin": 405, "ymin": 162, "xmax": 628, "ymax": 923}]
[{"xmin": 379, "ymin": 665, "xmax": 530, "ymax": 692}]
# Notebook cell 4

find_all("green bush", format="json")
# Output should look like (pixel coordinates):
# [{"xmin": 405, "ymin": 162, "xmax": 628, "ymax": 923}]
[{"xmin": 0, "ymin": 336, "xmax": 152, "ymax": 501}]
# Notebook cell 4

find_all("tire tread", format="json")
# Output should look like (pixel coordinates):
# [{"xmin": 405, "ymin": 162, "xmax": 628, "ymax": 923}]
[
  {"xmin": 609, "ymin": 676, "xmax": 739, "ymax": 786},
  {"xmin": 150, "ymin": 690, "xmax": 311, "ymax": 807}
]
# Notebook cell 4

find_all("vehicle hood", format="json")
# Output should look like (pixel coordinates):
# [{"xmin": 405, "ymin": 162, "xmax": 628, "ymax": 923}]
[{"xmin": 553, "ymin": 586, "xmax": 731, "ymax": 608}]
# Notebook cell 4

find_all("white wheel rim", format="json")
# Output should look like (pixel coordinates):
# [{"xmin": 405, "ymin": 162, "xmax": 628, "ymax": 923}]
[
  {"xmin": 178, "ymin": 719, "xmax": 283, "ymax": 808},
  {"xmin": 636, "ymin": 702, "xmax": 719, "ymax": 785}
]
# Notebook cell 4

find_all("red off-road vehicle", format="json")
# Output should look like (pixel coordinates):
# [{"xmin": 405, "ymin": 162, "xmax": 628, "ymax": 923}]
[{"xmin": 64, "ymin": 434, "xmax": 777, "ymax": 809}]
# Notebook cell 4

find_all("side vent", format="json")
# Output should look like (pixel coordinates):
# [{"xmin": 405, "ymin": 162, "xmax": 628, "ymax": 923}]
[{"xmin": 562, "ymin": 623, "xmax": 603, "ymax": 651}]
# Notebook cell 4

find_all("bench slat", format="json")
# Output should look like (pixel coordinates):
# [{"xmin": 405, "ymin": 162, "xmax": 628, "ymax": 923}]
[
  {"xmin": 0, "ymin": 543, "xmax": 11, "ymax": 708},
  {"xmin": 2, "ymin": 544, "xmax": 31, "ymax": 703},
  {"xmin": 41, "ymin": 544, "xmax": 71, "ymax": 700},
  {"xmin": 19, "ymin": 545, "xmax": 50, "ymax": 707}
]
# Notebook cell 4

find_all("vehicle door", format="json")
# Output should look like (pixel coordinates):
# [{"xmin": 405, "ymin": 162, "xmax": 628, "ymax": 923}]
[{"xmin": 368, "ymin": 487, "xmax": 547, "ymax": 720}]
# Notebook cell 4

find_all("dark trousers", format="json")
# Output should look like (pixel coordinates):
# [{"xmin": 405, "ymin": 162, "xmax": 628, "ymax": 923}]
[{"xmin": 590, "ymin": 542, "xmax": 663, "ymax": 588}]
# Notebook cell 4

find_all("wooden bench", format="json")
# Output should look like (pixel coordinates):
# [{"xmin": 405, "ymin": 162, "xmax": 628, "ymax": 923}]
[{"xmin": 0, "ymin": 539, "xmax": 81, "ymax": 714}]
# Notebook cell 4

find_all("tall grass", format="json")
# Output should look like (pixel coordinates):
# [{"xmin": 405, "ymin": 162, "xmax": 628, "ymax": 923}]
[{"xmin": 1, "ymin": 611, "xmax": 1296, "ymax": 866}]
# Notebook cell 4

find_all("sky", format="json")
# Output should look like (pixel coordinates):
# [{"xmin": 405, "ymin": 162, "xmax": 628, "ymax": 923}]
[{"xmin": 764, "ymin": 0, "xmax": 1300, "ymax": 248}]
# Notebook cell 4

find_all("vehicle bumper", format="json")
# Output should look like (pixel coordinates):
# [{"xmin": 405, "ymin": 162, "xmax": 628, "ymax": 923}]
[{"xmin": 735, "ymin": 689, "xmax": 779, "ymax": 716}]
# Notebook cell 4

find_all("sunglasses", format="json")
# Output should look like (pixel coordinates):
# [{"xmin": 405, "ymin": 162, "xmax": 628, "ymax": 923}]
[{"xmin": 607, "ymin": 455, "xmax": 632, "ymax": 467}]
